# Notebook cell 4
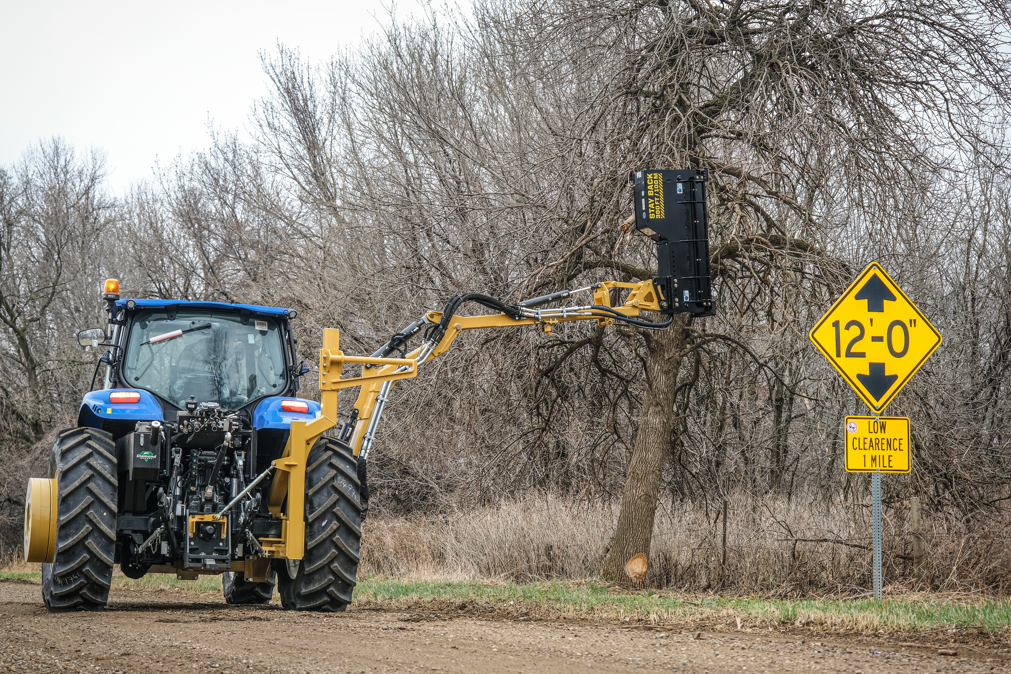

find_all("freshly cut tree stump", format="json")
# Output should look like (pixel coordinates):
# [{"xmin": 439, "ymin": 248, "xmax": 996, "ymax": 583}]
[{"xmin": 624, "ymin": 553, "xmax": 648, "ymax": 582}]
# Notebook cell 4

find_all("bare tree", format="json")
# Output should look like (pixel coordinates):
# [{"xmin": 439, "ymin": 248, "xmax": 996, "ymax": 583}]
[
  {"xmin": 491, "ymin": 0, "xmax": 1011, "ymax": 577},
  {"xmin": 0, "ymin": 138, "xmax": 113, "ymax": 443},
  {"xmin": 118, "ymin": 132, "xmax": 299, "ymax": 304}
]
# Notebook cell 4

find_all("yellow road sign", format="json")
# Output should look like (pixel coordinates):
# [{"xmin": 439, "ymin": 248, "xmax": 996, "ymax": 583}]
[
  {"xmin": 844, "ymin": 416, "xmax": 911, "ymax": 473},
  {"xmin": 810, "ymin": 262, "xmax": 941, "ymax": 413}
]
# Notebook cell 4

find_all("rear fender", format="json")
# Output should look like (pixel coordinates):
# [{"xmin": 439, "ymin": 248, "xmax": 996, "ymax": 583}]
[
  {"xmin": 78, "ymin": 389, "xmax": 164, "ymax": 436},
  {"xmin": 252, "ymin": 397, "xmax": 321, "ymax": 430}
]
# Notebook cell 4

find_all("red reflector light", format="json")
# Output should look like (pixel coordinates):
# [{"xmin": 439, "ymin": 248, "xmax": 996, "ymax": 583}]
[
  {"xmin": 109, "ymin": 391, "xmax": 141, "ymax": 404},
  {"xmin": 281, "ymin": 400, "xmax": 309, "ymax": 414}
]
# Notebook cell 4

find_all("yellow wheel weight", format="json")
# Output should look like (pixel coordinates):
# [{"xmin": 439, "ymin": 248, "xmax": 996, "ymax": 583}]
[{"xmin": 24, "ymin": 478, "xmax": 57, "ymax": 563}]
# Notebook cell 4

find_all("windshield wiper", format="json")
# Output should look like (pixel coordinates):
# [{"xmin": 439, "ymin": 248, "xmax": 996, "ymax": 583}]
[{"xmin": 142, "ymin": 322, "xmax": 212, "ymax": 346}]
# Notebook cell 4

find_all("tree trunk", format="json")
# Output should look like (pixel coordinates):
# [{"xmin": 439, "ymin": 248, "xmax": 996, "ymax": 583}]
[
  {"xmin": 770, "ymin": 376, "xmax": 785, "ymax": 492},
  {"xmin": 603, "ymin": 314, "xmax": 688, "ymax": 580}
]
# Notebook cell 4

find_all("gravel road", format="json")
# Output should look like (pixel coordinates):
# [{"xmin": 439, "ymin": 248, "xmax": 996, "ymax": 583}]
[{"xmin": 1, "ymin": 580, "xmax": 1008, "ymax": 673}]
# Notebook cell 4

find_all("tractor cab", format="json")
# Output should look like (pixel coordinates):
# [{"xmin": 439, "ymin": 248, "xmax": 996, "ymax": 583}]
[
  {"xmin": 76, "ymin": 292, "xmax": 316, "ymax": 442},
  {"xmin": 120, "ymin": 306, "xmax": 287, "ymax": 411}
]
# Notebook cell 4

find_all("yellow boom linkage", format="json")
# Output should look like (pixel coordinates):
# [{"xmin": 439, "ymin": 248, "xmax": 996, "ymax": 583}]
[{"xmin": 267, "ymin": 279, "xmax": 666, "ymax": 560}]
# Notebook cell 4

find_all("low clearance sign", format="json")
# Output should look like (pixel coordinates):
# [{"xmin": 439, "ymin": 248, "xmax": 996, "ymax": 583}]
[{"xmin": 844, "ymin": 416, "xmax": 911, "ymax": 473}]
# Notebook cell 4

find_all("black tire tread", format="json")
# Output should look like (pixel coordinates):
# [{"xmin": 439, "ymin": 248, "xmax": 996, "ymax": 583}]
[
  {"xmin": 42, "ymin": 427, "xmax": 117, "ymax": 612},
  {"xmin": 222, "ymin": 571, "xmax": 276, "ymax": 605},
  {"xmin": 276, "ymin": 438, "xmax": 362, "ymax": 612}
]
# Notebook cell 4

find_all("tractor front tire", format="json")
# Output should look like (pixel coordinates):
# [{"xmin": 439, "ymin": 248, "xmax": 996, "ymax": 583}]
[
  {"xmin": 276, "ymin": 438, "xmax": 362, "ymax": 611},
  {"xmin": 41, "ymin": 428, "xmax": 118, "ymax": 611},
  {"xmin": 222, "ymin": 571, "xmax": 276, "ymax": 605}
]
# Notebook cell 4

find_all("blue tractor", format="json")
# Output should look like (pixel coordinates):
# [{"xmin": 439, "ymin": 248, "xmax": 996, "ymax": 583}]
[
  {"xmin": 25, "ymin": 288, "xmax": 365, "ymax": 611},
  {"xmin": 23, "ymin": 169, "xmax": 713, "ymax": 611}
]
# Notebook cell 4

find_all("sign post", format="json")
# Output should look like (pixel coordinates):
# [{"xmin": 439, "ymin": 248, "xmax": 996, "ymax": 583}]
[
  {"xmin": 871, "ymin": 469, "xmax": 882, "ymax": 598},
  {"xmin": 810, "ymin": 263, "xmax": 940, "ymax": 599}
]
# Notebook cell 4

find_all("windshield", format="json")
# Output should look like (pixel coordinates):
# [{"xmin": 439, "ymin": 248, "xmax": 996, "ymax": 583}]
[{"xmin": 122, "ymin": 310, "xmax": 287, "ymax": 411}]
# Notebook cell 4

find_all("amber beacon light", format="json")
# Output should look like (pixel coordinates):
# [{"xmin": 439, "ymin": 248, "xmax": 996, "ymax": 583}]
[{"xmin": 103, "ymin": 278, "xmax": 120, "ymax": 300}]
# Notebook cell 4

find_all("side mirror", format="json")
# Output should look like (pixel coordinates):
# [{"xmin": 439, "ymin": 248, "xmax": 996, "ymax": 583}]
[{"xmin": 77, "ymin": 328, "xmax": 106, "ymax": 348}]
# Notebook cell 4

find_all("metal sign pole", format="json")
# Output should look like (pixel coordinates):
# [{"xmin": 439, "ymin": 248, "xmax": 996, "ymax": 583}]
[{"xmin": 871, "ymin": 471, "xmax": 883, "ymax": 599}]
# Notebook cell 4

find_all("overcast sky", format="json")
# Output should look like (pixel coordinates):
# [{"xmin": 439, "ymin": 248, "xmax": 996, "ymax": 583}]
[{"xmin": 0, "ymin": 1, "xmax": 404, "ymax": 193}]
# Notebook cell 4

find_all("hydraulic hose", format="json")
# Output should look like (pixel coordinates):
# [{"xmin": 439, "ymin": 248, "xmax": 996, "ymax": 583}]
[
  {"xmin": 369, "ymin": 319, "xmax": 428, "ymax": 364},
  {"xmin": 424, "ymin": 293, "xmax": 524, "ymax": 345},
  {"xmin": 578, "ymin": 305, "xmax": 674, "ymax": 330},
  {"xmin": 517, "ymin": 289, "xmax": 573, "ymax": 308},
  {"xmin": 372, "ymin": 289, "xmax": 671, "ymax": 374}
]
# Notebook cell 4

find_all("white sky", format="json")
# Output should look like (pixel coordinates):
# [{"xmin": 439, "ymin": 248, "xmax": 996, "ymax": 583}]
[{"xmin": 0, "ymin": 0, "xmax": 402, "ymax": 193}]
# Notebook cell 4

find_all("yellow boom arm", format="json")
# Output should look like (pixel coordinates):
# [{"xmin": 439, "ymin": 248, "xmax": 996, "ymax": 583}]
[{"xmin": 269, "ymin": 278, "xmax": 667, "ymax": 560}]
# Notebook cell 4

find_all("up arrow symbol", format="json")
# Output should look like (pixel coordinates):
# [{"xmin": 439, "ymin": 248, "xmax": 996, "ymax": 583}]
[{"xmin": 854, "ymin": 274, "xmax": 896, "ymax": 313}]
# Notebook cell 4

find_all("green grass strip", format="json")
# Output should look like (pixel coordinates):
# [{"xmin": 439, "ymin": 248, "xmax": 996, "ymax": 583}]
[
  {"xmin": 356, "ymin": 578, "xmax": 1011, "ymax": 632},
  {"xmin": 4, "ymin": 569, "xmax": 1010, "ymax": 632}
]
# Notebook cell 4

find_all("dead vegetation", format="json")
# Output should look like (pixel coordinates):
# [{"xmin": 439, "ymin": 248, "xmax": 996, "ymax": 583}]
[{"xmin": 361, "ymin": 494, "xmax": 1011, "ymax": 596}]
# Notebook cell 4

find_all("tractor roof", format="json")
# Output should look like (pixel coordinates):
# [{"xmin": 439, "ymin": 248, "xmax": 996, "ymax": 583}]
[{"xmin": 114, "ymin": 298, "xmax": 294, "ymax": 318}]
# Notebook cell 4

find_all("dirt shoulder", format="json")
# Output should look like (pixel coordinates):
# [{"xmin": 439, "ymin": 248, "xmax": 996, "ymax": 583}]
[{"xmin": 2, "ymin": 579, "xmax": 1011, "ymax": 673}]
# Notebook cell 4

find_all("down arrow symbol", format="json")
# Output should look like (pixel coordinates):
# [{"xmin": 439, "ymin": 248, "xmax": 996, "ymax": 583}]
[{"xmin": 856, "ymin": 363, "xmax": 898, "ymax": 401}]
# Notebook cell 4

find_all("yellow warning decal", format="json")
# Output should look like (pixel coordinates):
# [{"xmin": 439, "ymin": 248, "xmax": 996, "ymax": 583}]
[{"xmin": 646, "ymin": 172, "xmax": 665, "ymax": 220}]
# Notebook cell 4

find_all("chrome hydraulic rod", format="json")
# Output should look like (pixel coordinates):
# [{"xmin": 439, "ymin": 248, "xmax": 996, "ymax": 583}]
[
  {"xmin": 360, "ymin": 380, "xmax": 391, "ymax": 461},
  {"xmin": 212, "ymin": 466, "xmax": 275, "ymax": 520},
  {"xmin": 359, "ymin": 341, "xmax": 435, "ymax": 462},
  {"xmin": 138, "ymin": 526, "xmax": 164, "ymax": 554}
]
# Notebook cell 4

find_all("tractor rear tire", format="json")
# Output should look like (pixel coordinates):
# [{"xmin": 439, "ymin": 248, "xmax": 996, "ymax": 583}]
[
  {"xmin": 41, "ymin": 428, "xmax": 118, "ymax": 611},
  {"xmin": 275, "ymin": 438, "xmax": 362, "ymax": 612},
  {"xmin": 222, "ymin": 571, "xmax": 276, "ymax": 605}
]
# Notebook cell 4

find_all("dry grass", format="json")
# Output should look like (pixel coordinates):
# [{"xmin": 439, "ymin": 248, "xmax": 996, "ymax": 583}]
[
  {"xmin": 362, "ymin": 494, "xmax": 606, "ymax": 582},
  {"xmin": 361, "ymin": 493, "xmax": 1011, "ymax": 596},
  {"xmin": 7, "ymin": 491, "xmax": 1011, "ymax": 597}
]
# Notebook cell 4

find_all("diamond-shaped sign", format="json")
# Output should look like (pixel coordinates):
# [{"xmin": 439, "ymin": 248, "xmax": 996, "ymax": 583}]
[{"xmin": 810, "ymin": 262, "xmax": 941, "ymax": 413}]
